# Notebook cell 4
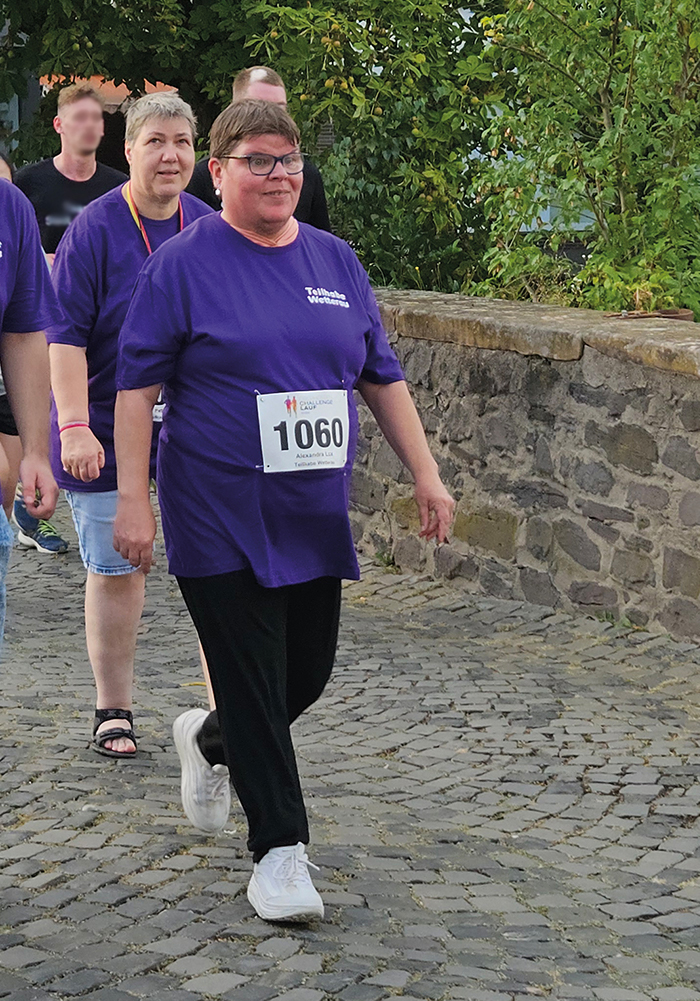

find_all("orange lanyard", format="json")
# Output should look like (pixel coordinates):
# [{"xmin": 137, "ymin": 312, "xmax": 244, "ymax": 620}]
[{"xmin": 123, "ymin": 181, "xmax": 183, "ymax": 255}]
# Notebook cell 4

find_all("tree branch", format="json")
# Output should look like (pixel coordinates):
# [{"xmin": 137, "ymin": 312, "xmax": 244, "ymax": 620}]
[
  {"xmin": 527, "ymin": 0, "xmax": 615, "ymax": 69},
  {"xmin": 603, "ymin": 0, "xmax": 624, "ymax": 96},
  {"xmin": 497, "ymin": 42, "xmax": 598, "ymax": 102},
  {"xmin": 570, "ymin": 136, "xmax": 610, "ymax": 241}
]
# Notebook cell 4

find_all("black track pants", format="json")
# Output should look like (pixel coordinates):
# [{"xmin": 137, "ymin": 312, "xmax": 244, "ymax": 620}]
[{"xmin": 177, "ymin": 569, "xmax": 341, "ymax": 860}]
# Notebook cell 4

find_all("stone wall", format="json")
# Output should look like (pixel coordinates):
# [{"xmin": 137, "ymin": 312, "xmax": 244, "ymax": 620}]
[{"xmin": 351, "ymin": 289, "xmax": 700, "ymax": 639}]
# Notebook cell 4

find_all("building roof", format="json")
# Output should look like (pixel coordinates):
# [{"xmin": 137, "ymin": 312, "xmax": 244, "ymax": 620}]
[{"xmin": 40, "ymin": 76, "xmax": 175, "ymax": 113}]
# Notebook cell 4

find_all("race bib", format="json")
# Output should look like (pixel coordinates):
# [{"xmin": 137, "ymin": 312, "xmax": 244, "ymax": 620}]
[
  {"xmin": 153, "ymin": 390, "xmax": 164, "ymax": 423},
  {"xmin": 257, "ymin": 389, "xmax": 349, "ymax": 473}
]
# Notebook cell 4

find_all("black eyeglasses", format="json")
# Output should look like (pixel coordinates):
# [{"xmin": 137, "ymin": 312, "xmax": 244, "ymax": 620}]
[{"xmin": 220, "ymin": 152, "xmax": 305, "ymax": 176}]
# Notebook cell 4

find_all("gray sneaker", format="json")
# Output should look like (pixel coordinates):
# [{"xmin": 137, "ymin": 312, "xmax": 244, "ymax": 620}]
[{"xmin": 173, "ymin": 708, "xmax": 230, "ymax": 834}]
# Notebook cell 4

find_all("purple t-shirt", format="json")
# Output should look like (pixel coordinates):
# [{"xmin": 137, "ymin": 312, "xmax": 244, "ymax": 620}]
[
  {"xmin": 0, "ymin": 182, "xmax": 62, "ymax": 333},
  {"xmin": 0, "ymin": 183, "xmax": 63, "ymax": 506},
  {"xmin": 47, "ymin": 186, "xmax": 213, "ymax": 492},
  {"xmin": 117, "ymin": 215, "xmax": 404, "ymax": 585},
  {"xmin": 141, "ymin": 213, "xmax": 180, "ymax": 252}
]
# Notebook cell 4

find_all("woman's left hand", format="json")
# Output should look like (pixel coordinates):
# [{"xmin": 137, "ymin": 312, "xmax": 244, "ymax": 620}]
[
  {"xmin": 113, "ymin": 495, "xmax": 157, "ymax": 574},
  {"xmin": 415, "ymin": 474, "xmax": 455, "ymax": 543}
]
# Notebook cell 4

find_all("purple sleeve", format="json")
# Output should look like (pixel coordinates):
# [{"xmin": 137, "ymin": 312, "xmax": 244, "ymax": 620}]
[
  {"xmin": 3, "ymin": 196, "xmax": 62, "ymax": 334},
  {"xmin": 117, "ymin": 271, "xmax": 184, "ymax": 390},
  {"xmin": 352, "ymin": 254, "xmax": 404, "ymax": 386},
  {"xmin": 46, "ymin": 217, "xmax": 99, "ymax": 347}
]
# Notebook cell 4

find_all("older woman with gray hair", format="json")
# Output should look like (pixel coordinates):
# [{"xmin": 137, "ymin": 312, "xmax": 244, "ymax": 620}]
[{"xmin": 47, "ymin": 92, "xmax": 212, "ymax": 757}]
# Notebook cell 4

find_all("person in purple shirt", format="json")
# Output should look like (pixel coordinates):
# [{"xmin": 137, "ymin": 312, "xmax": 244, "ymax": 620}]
[
  {"xmin": 113, "ymin": 101, "xmax": 454, "ymax": 922},
  {"xmin": 47, "ymin": 92, "xmax": 212, "ymax": 757},
  {"xmin": 0, "ymin": 181, "xmax": 61, "ymax": 646}
]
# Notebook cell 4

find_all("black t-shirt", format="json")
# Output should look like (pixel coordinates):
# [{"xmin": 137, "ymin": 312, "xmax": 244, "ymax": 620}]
[
  {"xmin": 15, "ymin": 158, "xmax": 128, "ymax": 253},
  {"xmin": 186, "ymin": 156, "xmax": 332, "ymax": 232}
]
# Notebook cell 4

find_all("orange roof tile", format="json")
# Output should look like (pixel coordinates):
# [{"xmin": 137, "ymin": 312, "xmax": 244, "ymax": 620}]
[{"xmin": 40, "ymin": 75, "xmax": 174, "ymax": 111}]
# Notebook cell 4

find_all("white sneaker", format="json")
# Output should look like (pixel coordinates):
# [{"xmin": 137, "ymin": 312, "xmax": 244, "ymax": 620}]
[
  {"xmin": 247, "ymin": 842, "xmax": 324, "ymax": 922},
  {"xmin": 173, "ymin": 708, "xmax": 230, "ymax": 834}
]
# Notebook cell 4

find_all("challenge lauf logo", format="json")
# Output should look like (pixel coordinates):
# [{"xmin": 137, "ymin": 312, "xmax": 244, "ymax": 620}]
[
  {"xmin": 284, "ymin": 394, "xmax": 334, "ymax": 417},
  {"xmin": 305, "ymin": 286, "xmax": 350, "ymax": 308}
]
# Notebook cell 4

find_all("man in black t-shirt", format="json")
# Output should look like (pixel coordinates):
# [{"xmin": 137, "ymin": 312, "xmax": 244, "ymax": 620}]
[
  {"xmin": 187, "ymin": 66, "xmax": 331, "ymax": 232},
  {"xmin": 13, "ymin": 82, "xmax": 126, "ymax": 556},
  {"xmin": 16, "ymin": 82, "xmax": 127, "ymax": 259}
]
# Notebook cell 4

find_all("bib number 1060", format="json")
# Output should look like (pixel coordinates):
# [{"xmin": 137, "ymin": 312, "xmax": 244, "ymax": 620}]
[
  {"xmin": 257, "ymin": 388, "xmax": 349, "ymax": 473},
  {"xmin": 273, "ymin": 417, "xmax": 345, "ymax": 451}
]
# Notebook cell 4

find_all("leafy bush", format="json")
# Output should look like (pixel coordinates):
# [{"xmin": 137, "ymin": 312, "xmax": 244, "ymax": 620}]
[
  {"xmin": 245, "ymin": 0, "xmax": 491, "ymax": 290},
  {"xmin": 471, "ymin": 0, "xmax": 700, "ymax": 314}
]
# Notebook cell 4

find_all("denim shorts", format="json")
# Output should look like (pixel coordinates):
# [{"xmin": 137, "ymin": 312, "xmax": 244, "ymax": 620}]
[
  {"xmin": 65, "ymin": 489, "xmax": 139, "ymax": 576},
  {"xmin": 0, "ymin": 506, "xmax": 14, "ymax": 650}
]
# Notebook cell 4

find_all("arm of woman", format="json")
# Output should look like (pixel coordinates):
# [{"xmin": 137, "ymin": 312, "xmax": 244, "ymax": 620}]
[
  {"xmin": 48, "ymin": 215, "xmax": 106, "ymax": 484},
  {"xmin": 112, "ymin": 385, "xmax": 161, "ymax": 573},
  {"xmin": 356, "ymin": 378, "xmax": 454, "ymax": 543},
  {"xmin": 1, "ymin": 330, "xmax": 59, "ymax": 519},
  {"xmin": 49, "ymin": 343, "xmax": 105, "ymax": 482}
]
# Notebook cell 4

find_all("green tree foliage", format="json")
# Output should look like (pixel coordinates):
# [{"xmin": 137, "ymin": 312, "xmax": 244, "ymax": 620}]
[
  {"xmin": 472, "ymin": 0, "xmax": 700, "ymax": 313},
  {"xmin": 5, "ymin": 0, "xmax": 700, "ymax": 311},
  {"xmin": 0, "ymin": 0, "xmax": 252, "ymax": 148},
  {"xmin": 244, "ymin": 1, "xmax": 491, "ymax": 289},
  {"xmin": 0, "ymin": 0, "xmax": 492, "ymax": 291}
]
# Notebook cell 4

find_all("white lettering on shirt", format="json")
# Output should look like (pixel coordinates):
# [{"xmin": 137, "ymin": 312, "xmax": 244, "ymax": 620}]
[
  {"xmin": 45, "ymin": 201, "xmax": 89, "ymax": 228},
  {"xmin": 305, "ymin": 286, "xmax": 350, "ymax": 308}
]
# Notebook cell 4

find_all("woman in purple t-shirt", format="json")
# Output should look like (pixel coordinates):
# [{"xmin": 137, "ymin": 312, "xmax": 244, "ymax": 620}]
[
  {"xmin": 48, "ymin": 93, "xmax": 212, "ymax": 759},
  {"xmin": 113, "ymin": 101, "xmax": 454, "ymax": 922},
  {"xmin": 0, "ymin": 181, "xmax": 61, "ymax": 649}
]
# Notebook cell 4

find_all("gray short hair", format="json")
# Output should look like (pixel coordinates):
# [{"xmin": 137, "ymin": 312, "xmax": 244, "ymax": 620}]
[{"xmin": 124, "ymin": 92, "xmax": 197, "ymax": 145}]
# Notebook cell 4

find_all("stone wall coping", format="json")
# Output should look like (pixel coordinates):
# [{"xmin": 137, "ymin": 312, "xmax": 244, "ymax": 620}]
[{"xmin": 374, "ymin": 288, "xmax": 700, "ymax": 377}]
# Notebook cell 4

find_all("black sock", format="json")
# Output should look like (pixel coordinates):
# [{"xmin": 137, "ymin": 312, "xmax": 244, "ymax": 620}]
[{"xmin": 196, "ymin": 710, "xmax": 227, "ymax": 766}]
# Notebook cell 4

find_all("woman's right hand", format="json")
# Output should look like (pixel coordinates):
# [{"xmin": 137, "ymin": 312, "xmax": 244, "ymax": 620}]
[
  {"xmin": 113, "ymin": 496, "xmax": 156, "ymax": 574},
  {"xmin": 60, "ymin": 426, "xmax": 105, "ymax": 482}
]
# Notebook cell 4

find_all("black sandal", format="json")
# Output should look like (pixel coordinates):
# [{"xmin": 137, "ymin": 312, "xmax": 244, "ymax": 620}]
[{"xmin": 91, "ymin": 709, "xmax": 137, "ymax": 758}]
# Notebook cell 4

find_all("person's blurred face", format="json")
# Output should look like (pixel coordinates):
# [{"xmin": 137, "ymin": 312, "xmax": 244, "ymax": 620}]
[
  {"xmin": 0, "ymin": 160, "xmax": 12, "ymax": 183},
  {"xmin": 125, "ymin": 116, "xmax": 196, "ymax": 205},
  {"xmin": 211, "ymin": 133, "xmax": 302, "ymax": 233},
  {"xmin": 54, "ymin": 97, "xmax": 104, "ymax": 156},
  {"xmin": 242, "ymin": 82, "xmax": 287, "ymax": 108}
]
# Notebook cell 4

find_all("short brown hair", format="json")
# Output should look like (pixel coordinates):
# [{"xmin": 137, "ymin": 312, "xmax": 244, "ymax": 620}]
[
  {"xmin": 57, "ymin": 82, "xmax": 105, "ymax": 113},
  {"xmin": 210, "ymin": 100, "xmax": 300, "ymax": 160},
  {"xmin": 232, "ymin": 66, "xmax": 285, "ymax": 100}
]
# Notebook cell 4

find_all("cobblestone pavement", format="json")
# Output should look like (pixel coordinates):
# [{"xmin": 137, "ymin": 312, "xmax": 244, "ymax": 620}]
[{"xmin": 3, "ymin": 501, "xmax": 700, "ymax": 1001}]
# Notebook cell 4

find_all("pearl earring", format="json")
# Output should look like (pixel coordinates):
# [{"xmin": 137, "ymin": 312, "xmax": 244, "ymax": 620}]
[{"xmin": 215, "ymin": 187, "xmax": 221, "ymax": 197}]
